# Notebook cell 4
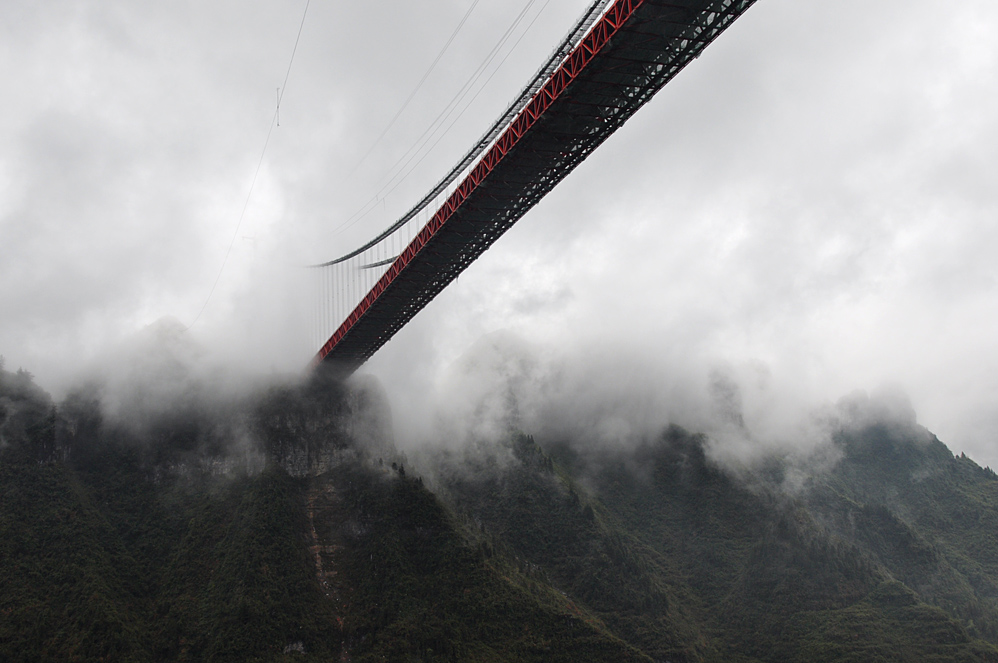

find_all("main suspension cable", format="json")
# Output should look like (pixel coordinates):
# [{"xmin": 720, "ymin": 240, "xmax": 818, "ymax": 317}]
[{"xmin": 325, "ymin": 0, "xmax": 545, "ymax": 241}]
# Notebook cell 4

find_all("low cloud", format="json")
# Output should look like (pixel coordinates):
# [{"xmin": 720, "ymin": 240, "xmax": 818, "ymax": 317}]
[
  {"xmin": 3, "ymin": 0, "xmax": 997, "ymax": 471},
  {"xmin": 385, "ymin": 324, "xmax": 953, "ymax": 497}
]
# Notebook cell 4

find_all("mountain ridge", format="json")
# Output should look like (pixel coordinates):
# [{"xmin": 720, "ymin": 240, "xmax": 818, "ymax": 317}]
[{"xmin": 3, "ymin": 360, "xmax": 998, "ymax": 661}]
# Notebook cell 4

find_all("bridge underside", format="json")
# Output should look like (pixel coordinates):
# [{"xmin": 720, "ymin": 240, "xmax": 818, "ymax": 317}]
[{"xmin": 317, "ymin": 0, "xmax": 756, "ymax": 372}]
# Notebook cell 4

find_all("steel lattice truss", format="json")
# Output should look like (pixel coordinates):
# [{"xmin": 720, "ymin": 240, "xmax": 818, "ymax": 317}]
[{"xmin": 314, "ymin": 0, "xmax": 757, "ymax": 372}]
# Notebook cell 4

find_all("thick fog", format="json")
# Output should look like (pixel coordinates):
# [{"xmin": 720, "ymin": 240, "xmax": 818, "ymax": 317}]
[{"xmin": 2, "ymin": 1, "xmax": 997, "ymax": 466}]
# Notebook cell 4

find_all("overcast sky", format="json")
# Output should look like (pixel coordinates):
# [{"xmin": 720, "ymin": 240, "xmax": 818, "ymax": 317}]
[{"xmin": 2, "ymin": 0, "xmax": 997, "ymax": 465}]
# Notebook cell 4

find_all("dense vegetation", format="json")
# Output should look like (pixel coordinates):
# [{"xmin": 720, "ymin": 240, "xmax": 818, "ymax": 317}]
[
  {"xmin": 428, "ymin": 427, "xmax": 998, "ymax": 662},
  {"xmin": 0, "ymin": 361, "xmax": 637, "ymax": 662},
  {"xmin": 3, "ymin": 356, "xmax": 998, "ymax": 661}
]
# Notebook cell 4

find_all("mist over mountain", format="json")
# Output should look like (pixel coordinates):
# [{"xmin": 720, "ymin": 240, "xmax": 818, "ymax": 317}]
[
  {"xmin": 3, "ymin": 1, "xmax": 997, "ymax": 660},
  {"xmin": 4, "ymin": 333, "xmax": 998, "ymax": 662}
]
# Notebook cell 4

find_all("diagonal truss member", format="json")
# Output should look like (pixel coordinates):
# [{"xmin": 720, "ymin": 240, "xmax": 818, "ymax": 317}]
[{"xmin": 314, "ymin": 0, "xmax": 758, "ymax": 372}]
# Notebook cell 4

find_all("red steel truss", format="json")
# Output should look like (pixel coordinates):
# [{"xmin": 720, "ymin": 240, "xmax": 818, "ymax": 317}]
[{"xmin": 315, "ymin": 0, "xmax": 757, "ymax": 371}]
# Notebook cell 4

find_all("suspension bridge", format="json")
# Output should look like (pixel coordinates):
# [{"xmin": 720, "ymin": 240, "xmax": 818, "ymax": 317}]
[{"xmin": 310, "ymin": 0, "xmax": 757, "ymax": 373}]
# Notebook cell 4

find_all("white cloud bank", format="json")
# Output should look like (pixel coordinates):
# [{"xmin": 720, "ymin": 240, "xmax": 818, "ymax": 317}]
[{"xmin": 2, "ymin": 0, "xmax": 998, "ymax": 466}]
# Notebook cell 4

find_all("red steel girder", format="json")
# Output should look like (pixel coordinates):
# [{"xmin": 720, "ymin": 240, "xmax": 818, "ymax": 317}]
[{"xmin": 316, "ymin": 0, "xmax": 757, "ymax": 371}]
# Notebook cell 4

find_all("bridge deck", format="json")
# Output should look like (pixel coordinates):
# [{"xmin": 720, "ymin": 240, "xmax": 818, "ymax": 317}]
[{"xmin": 316, "ymin": 0, "xmax": 757, "ymax": 371}]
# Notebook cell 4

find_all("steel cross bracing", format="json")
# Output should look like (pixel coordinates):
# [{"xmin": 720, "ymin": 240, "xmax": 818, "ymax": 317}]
[{"xmin": 312, "ymin": 0, "xmax": 757, "ymax": 372}]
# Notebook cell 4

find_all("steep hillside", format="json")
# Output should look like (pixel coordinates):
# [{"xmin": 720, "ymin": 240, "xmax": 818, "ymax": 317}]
[
  {"xmin": 805, "ymin": 416, "xmax": 998, "ymax": 644},
  {"xmin": 0, "ymin": 363, "xmax": 642, "ymax": 662},
  {"xmin": 428, "ymin": 428, "xmax": 998, "ymax": 662},
  {"xmin": 3, "ymin": 359, "xmax": 998, "ymax": 661}
]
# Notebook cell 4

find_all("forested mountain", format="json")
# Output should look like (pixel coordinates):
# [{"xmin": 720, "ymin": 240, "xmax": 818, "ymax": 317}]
[{"xmin": 3, "ymin": 356, "xmax": 998, "ymax": 662}]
